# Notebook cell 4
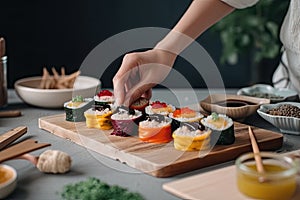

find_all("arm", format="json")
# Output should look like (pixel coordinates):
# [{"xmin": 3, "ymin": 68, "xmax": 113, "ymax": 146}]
[
  {"xmin": 113, "ymin": 0, "xmax": 258, "ymax": 106},
  {"xmin": 155, "ymin": 0, "xmax": 235, "ymax": 54}
]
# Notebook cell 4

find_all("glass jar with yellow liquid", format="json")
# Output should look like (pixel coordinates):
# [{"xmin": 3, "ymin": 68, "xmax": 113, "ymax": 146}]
[{"xmin": 236, "ymin": 152, "xmax": 299, "ymax": 200}]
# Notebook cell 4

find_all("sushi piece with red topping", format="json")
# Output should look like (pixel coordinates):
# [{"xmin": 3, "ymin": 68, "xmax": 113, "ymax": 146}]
[
  {"xmin": 94, "ymin": 89, "xmax": 115, "ymax": 105},
  {"xmin": 129, "ymin": 97, "xmax": 149, "ymax": 114},
  {"xmin": 145, "ymin": 101, "xmax": 175, "ymax": 116}
]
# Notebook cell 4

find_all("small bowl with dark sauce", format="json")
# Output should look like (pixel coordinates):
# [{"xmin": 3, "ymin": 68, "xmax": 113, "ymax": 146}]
[{"xmin": 200, "ymin": 94, "xmax": 270, "ymax": 120}]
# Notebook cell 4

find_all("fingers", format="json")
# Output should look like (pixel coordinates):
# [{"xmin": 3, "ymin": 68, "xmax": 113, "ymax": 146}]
[
  {"xmin": 123, "ymin": 83, "xmax": 156, "ymax": 106},
  {"xmin": 113, "ymin": 49, "xmax": 175, "ymax": 106},
  {"xmin": 141, "ymin": 89, "xmax": 152, "ymax": 100},
  {"xmin": 113, "ymin": 53, "xmax": 139, "ymax": 105},
  {"xmin": 113, "ymin": 80, "xmax": 125, "ymax": 106}
]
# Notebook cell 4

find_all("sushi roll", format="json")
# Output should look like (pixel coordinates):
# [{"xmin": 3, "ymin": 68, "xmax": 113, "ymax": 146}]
[
  {"xmin": 201, "ymin": 112, "xmax": 235, "ymax": 145},
  {"xmin": 139, "ymin": 114, "xmax": 172, "ymax": 144},
  {"xmin": 129, "ymin": 97, "xmax": 149, "ymax": 114},
  {"xmin": 84, "ymin": 104, "xmax": 114, "ymax": 130},
  {"xmin": 64, "ymin": 96, "xmax": 94, "ymax": 122},
  {"xmin": 169, "ymin": 107, "xmax": 204, "ymax": 130},
  {"xmin": 110, "ymin": 106, "xmax": 143, "ymax": 137},
  {"xmin": 172, "ymin": 122, "xmax": 212, "ymax": 151},
  {"xmin": 94, "ymin": 89, "xmax": 115, "ymax": 105},
  {"xmin": 145, "ymin": 101, "xmax": 175, "ymax": 116}
]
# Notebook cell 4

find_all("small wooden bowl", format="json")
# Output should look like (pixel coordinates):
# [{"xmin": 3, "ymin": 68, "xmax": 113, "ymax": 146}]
[{"xmin": 200, "ymin": 94, "xmax": 270, "ymax": 120}]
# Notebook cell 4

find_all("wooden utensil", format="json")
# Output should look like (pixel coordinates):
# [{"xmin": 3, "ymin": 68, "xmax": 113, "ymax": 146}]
[
  {"xmin": 248, "ymin": 126, "xmax": 266, "ymax": 181},
  {"xmin": 0, "ymin": 139, "xmax": 51, "ymax": 163},
  {"xmin": 0, "ymin": 37, "xmax": 5, "ymax": 57},
  {"xmin": 17, "ymin": 153, "xmax": 38, "ymax": 165},
  {"xmin": 0, "ymin": 110, "xmax": 22, "ymax": 118},
  {"xmin": 0, "ymin": 126, "xmax": 27, "ymax": 150}
]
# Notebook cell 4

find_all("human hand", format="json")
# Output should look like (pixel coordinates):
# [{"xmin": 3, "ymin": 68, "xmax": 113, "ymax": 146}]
[{"xmin": 113, "ymin": 49, "xmax": 177, "ymax": 106}]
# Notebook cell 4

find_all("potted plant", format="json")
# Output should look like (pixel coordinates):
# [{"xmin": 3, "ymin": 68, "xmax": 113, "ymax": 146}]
[{"xmin": 212, "ymin": 0, "xmax": 289, "ymax": 65}]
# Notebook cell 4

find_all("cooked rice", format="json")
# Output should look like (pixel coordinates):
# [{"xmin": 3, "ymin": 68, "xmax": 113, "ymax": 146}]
[{"xmin": 174, "ymin": 126, "xmax": 209, "ymax": 137}]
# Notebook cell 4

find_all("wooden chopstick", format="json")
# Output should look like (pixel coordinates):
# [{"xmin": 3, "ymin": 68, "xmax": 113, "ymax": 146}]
[
  {"xmin": 0, "ymin": 126, "xmax": 27, "ymax": 150},
  {"xmin": 0, "ymin": 139, "xmax": 51, "ymax": 163},
  {"xmin": 0, "ymin": 110, "xmax": 22, "ymax": 118},
  {"xmin": 0, "ymin": 37, "xmax": 5, "ymax": 58},
  {"xmin": 248, "ymin": 126, "xmax": 265, "ymax": 174}
]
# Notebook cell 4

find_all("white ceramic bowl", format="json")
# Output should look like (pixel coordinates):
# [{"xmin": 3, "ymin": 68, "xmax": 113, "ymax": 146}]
[
  {"xmin": 14, "ymin": 76, "xmax": 100, "ymax": 108},
  {"xmin": 0, "ymin": 164, "xmax": 17, "ymax": 199},
  {"xmin": 257, "ymin": 102, "xmax": 300, "ymax": 135},
  {"xmin": 237, "ymin": 84, "xmax": 298, "ymax": 103}
]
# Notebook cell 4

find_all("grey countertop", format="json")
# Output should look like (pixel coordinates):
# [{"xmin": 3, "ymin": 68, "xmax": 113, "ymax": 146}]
[{"xmin": 1, "ymin": 89, "xmax": 300, "ymax": 200}]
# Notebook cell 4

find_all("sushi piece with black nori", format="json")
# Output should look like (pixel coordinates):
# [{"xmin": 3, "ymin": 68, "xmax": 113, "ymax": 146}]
[
  {"xmin": 64, "ymin": 96, "xmax": 94, "ymax": 122},
  {"xmin": 201, "ymin": 112, "xmax": 235, "ymax": 145}
]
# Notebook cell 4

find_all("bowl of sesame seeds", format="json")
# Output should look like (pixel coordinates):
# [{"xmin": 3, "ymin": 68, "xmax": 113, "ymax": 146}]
[{"xmin": 257, "ymin": 102, "xmax": 300, "ymax": 135}]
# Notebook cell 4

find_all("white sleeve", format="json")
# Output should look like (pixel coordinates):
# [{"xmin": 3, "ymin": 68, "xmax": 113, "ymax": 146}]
[{"xmin": 220, "ymin": 0, "xmax": 259, "ymax": 9}]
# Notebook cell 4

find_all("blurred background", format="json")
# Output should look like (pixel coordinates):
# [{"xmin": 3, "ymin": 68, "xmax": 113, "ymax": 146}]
[{"xmin": 0, "ymin": 0, "xmax": 289, "ymax": 89}]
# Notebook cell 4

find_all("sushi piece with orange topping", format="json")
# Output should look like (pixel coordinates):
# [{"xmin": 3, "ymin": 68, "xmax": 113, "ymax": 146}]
[
  {"xmin": 169, "ymin": 107, "xmax": 204, "ymax": 130},
  {"xmin": 169, "ymin": 107, "xmax": 204, "ymax": 122},
  {"xmin": 139, "ymin": 114, "xmax": 172, "ymax": 144}
]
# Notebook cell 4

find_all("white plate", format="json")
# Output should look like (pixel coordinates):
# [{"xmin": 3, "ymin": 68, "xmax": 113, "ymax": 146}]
[
  {"xmin": 257, "ymin": 102, "xmax": 300, "ymax": 135},
  {"xmin": 14, "ymin": 76, "xmax": 100, "ymax": 108},
  {"xmin": 237, "ymin": 84, "xmax": 298, "ymax": 103}
]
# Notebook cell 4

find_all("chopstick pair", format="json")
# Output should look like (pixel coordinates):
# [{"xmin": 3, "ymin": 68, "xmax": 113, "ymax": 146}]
[{"xmin": 0, "ymin": 126, "xmax": 51, "ymax": 163}]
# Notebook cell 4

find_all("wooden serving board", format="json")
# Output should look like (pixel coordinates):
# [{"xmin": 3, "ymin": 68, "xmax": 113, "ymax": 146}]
[
  {"xmin": 38, "ymin": 113, "xmax": 283, "ymax": 178},
  {"xmin": 163, "ymin": 150, "xmax": 300, "ymax": 200}
]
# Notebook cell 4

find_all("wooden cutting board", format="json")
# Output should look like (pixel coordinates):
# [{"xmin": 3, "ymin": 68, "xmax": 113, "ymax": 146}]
[
  {"xmin": 38, "ymin": 113, "xmax": 283, "ymax": 177},
  {"xmin": 163, "ymin": 150, "xmax": 300, "ymax": 200}
]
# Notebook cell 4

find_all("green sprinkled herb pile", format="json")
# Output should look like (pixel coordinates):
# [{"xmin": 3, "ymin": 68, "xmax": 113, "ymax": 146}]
[{"xmin": 61, "ymin": 177, "xmax": 144, "ymax": 200}]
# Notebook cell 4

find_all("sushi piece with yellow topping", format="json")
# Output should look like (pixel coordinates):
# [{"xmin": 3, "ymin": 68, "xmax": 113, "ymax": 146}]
[
  {"xmin": 201, "ymin": 112, "xmax": 235, "ymax": 145},
  {"xmin": 84, "ymin": 104, "xmax": 114, "ymax": 130},
  {"xmin": 64, "ymin": 96, "xmax": 93, "ymax": 122},
  {"xmin": 172, "ymin": 122, "xmax": 211, "ymax": 151}
]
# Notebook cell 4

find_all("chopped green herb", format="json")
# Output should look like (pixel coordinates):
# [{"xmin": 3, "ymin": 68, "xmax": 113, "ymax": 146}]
[
  {"xmin": 60, "ymin": 177, "xmax": 144, "ymax": 200},
  {"xmin": 211, "ymin": 112, "xmax": 219, "ymax": 121},
  {"xmin": 72, "ymin": 95, "xmax": 84, "ymax": 102}
]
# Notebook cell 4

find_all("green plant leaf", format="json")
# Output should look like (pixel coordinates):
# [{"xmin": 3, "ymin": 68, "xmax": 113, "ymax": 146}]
[{"xmin": 211, "ymin": 0, "xmax": 289, "ymax": 65}]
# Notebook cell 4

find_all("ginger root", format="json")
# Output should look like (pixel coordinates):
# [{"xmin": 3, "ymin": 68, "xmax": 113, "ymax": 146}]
[{"xmin": 37, "ymin": 150, "xmax": 72, "ymax": 174}]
